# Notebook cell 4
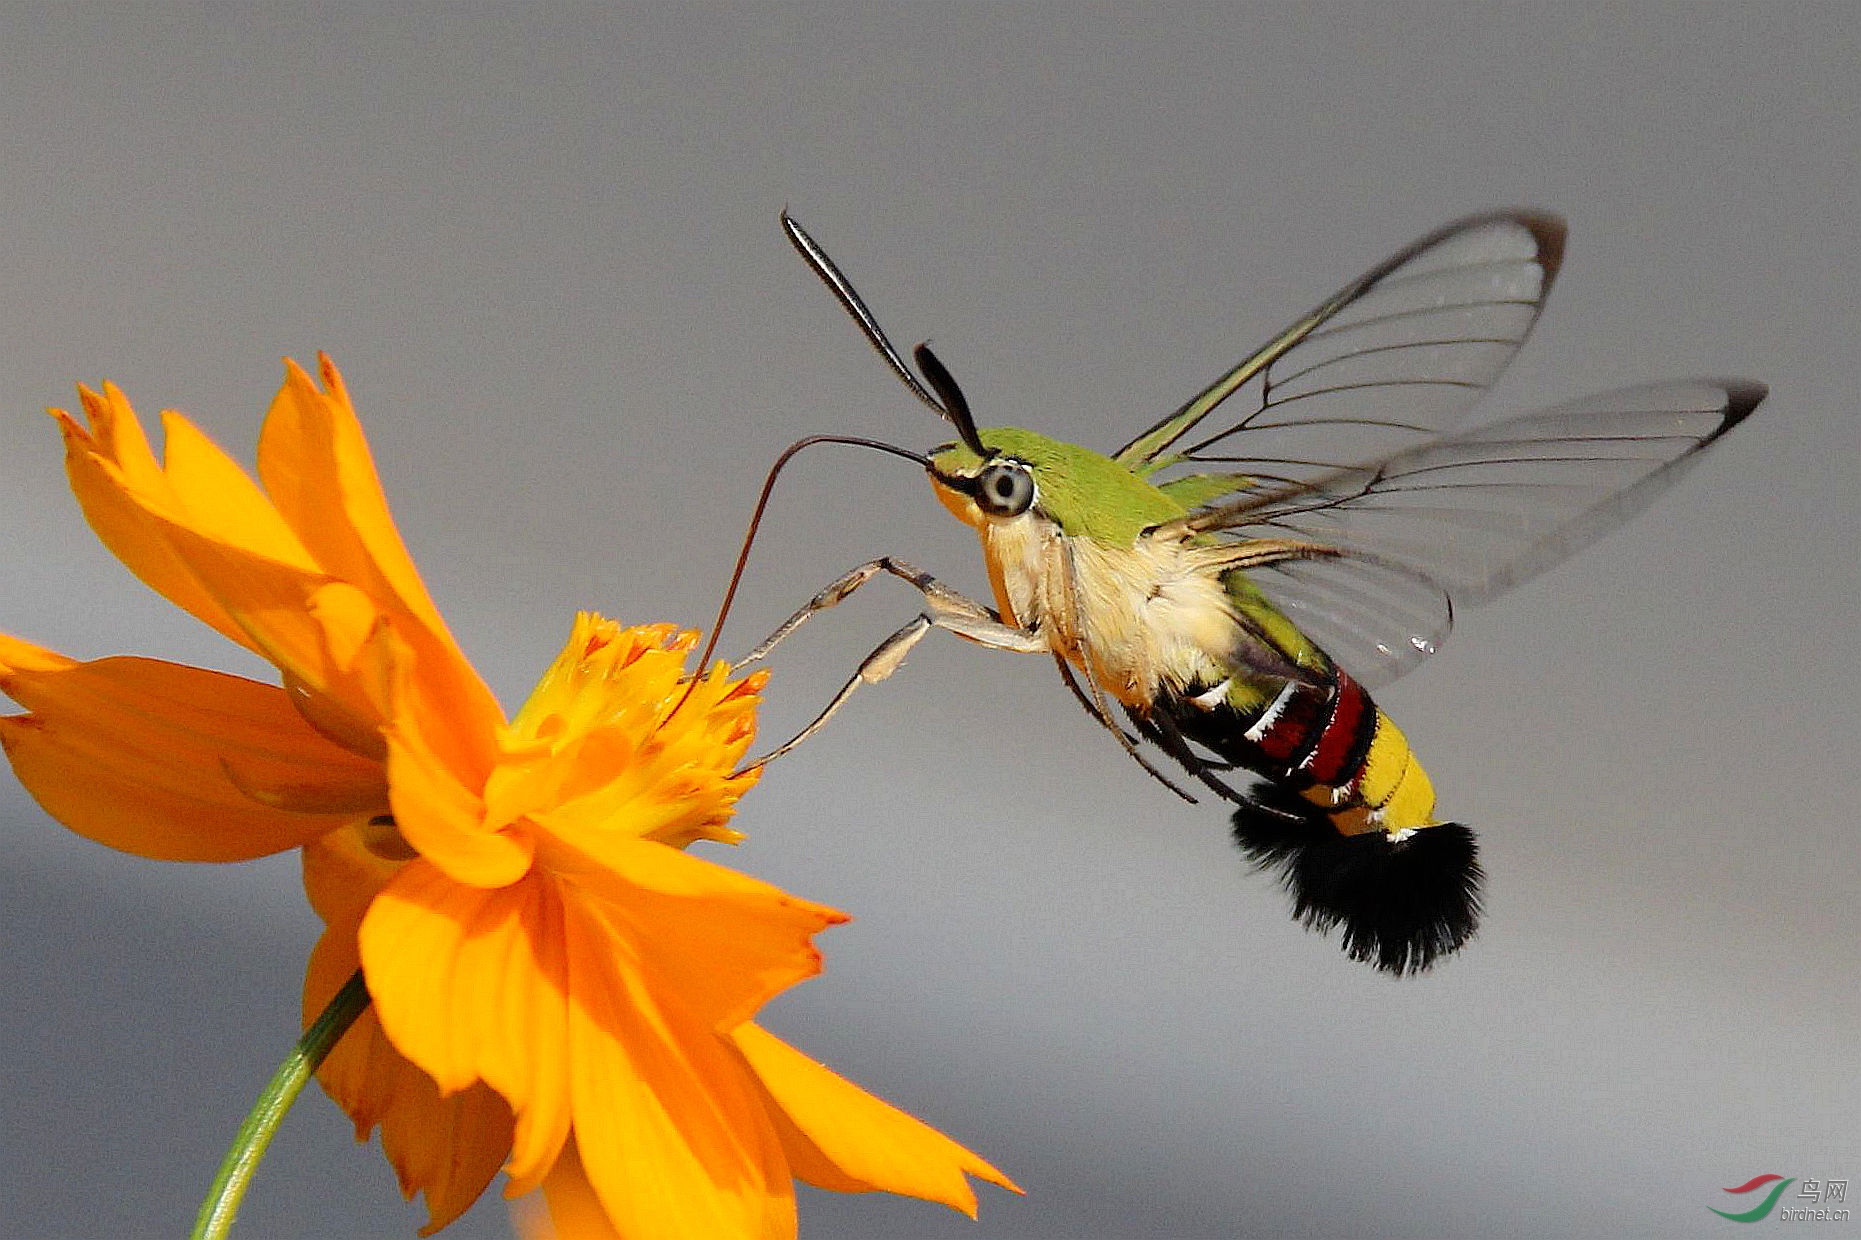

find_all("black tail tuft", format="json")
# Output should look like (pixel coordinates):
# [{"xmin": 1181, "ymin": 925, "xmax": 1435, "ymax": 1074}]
[{"xmin": 1231, "ymin": 787, "xmax": 1483, "ymax": 976}]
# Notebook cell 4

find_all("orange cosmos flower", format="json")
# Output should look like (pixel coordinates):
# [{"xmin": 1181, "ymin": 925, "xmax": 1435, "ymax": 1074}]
[{"xmin": 0, "ymin": 357, "xmax": 1014, "ymax": 1236}]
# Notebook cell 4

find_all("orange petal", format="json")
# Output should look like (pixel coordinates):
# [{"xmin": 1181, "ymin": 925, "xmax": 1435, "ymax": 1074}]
[
  {"xmin": 536, "ymin": 831, "xmax": 846, "ymax": 1030},
  {"xmin": 71, "ymin": 381, "xmax": 164, "ymax": 482},
  {"xmin": 302, "ymin": 822, "xmax": 404, "ymax": 928},
  {"xmin": 357, "ymin": 859, "xmax": 572, "ymax": 1185},
  {"xmin": 519, "ymin": 1138, "xmax": 621, "ymax": 1240},
  {"xmin": 0, "ymin": 632, "xmax": 73, "ymax": 676},
  {"xmin": 156, "ymin": 410, "xmax": 318, "ymax": 569},
  {"xmin": 732, "ymin": 1023, "xmax": 1020, "ymax": 1214},
  {"xmin": 257, "ymin": 358, "xmax": 457, "ymax": 664},
  {"xmin": 61, "ymin": 374, "xmax": 504, "ymax": 780},
  {"xmin": 384, "ymin": 709, "xmax": 534, "ymax": 888},
  {"xmin": 121, "ymin": 505, "xmax": 398, "ymax": 733},
  {"xmin": 559, "ymin": 886, "xmax": 798, "ymax": 1240},
  {"xmin": 0, "ymin": 637, "xmax": 381, "ymax": 860},
  {"xmin": 393, "ymin": 621, "xmax": 507, "ymax": 787},
  {"xmin": 303, "ymin": 836, "xmax": 512, "ymax": 1235},
  {"xmin": 359, "ymin": 860, "xmax": 808, "ymax": 1239},
  {"xmin": 257, "ymin": 357, "xmax": 506, "ymax": 765},
  {"xmin": 55, "ymin": 399, "xmax": 254, "ymax": 652}
]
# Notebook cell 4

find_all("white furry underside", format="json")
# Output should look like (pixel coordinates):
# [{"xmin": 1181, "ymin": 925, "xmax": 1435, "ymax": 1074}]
[{"xmin": 982, "ymin": 517, "xmax": 1242, "ymax": 707}]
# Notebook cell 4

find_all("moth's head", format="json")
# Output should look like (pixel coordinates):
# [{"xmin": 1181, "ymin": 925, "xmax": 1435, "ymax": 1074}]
[
  {"xmin": 927, "ymin": 427, "xmax": 1077, "ymax": 532},
  {"xmin": 928, "ymin": 434, "xmax": 1026, "ymax": 530},
  {"xmin": 912, "ymin": 330, "xmax": 1179, "ymax": 544},
  {"xmin": 930, "ymin": 426, "xmax": 1185, "ymax": 544}
]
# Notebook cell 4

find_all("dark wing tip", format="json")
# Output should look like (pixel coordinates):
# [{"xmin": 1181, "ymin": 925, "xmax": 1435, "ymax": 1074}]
[
  {"xmin": 779, "ymin": 207, "xmax": 809, "ymax": 248},
  {"xmin": 1513, "ymin": 209, "xmax": 1569, "ymax": 286},
  {"xmin": 1714, "ymin": 377, "xmax": 1770, "ymax": 432}
]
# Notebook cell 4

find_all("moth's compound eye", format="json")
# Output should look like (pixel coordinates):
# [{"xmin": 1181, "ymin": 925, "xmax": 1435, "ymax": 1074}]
[{"xmin": 974, "ymin": 462, "xmax": 1035, "ymax": 517}]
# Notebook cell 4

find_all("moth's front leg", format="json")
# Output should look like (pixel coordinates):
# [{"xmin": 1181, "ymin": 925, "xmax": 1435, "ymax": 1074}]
[{"xmin": 735, "ymin": 558, "xmax": 1047, "ymax": 772}]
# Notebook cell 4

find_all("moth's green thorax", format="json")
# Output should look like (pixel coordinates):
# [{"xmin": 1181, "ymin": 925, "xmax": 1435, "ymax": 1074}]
[
  {"xmin": 931, "ymin": 426, "xmax": 1187, "ymax": 543},
  {"xmin": 930, "ymin": 425, "xmax": 1325, "ymax": 673}
]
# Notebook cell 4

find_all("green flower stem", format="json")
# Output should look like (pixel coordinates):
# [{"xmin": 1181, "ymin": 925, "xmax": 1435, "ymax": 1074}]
[{"xmin": 189, "ymin": 968, "xmax": 371, "ymax": 1240}]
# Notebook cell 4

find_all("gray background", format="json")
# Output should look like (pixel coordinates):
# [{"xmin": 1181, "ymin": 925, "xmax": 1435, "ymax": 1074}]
[{"xmin": 1, "ymin": 5, "xmax": 1856, "ymax": 1238}]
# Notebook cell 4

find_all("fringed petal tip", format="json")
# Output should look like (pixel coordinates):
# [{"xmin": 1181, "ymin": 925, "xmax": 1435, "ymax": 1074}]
[{"xmin": 736, "ymin": 1023, "xmax": 1022, "ymax": 1216}]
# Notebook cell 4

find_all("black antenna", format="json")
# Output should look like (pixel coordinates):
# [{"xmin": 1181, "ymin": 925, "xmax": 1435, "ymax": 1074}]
[
  {"xmin": 912, "ymin": 342, "xmax": 988, "ymax": 457},
  {"xmin": 782, "ymin": 210, "xmax": 988, "ymax": 456}
]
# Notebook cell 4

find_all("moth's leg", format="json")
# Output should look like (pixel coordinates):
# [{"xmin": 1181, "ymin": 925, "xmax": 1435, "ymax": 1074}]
[
  {"xmin": 737, "ymin": 563, "xmax": 1047, "ymax": 772},
  {"xmin": 734, "ymin": 557, "xmax": 1001, "ymax": 669},
  {"xmin": 1130, "ymin": 706, "xmax": 1248, "ymax": 804},
  {"xmin": 1050, "ymin": 653, "xmax": 1199, "ymax": 805}
]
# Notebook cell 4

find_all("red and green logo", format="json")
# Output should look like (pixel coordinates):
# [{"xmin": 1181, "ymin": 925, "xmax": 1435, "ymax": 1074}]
[{"xmin": 1711, "ymin": 1174, "xmax": 1795, "ymax": 1222}]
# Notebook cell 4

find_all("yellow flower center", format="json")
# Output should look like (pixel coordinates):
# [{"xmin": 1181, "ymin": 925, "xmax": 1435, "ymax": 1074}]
[{"xmin": 479, "ymin": 614, "xmax": 761, "ymax": 853}]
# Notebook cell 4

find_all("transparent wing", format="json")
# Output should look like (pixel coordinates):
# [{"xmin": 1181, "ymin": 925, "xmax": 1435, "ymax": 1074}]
[
  {"xmin": 1245, "ymin": 553, "xmax": 1455, "ymax": 691},
  {"xmin": 1186, "ymin": 379, "xmax": 1766, "ymax": 689},
  {"xmin": 1114, "ymin": 211, "xmax": 1567, "ymax": 485}
]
